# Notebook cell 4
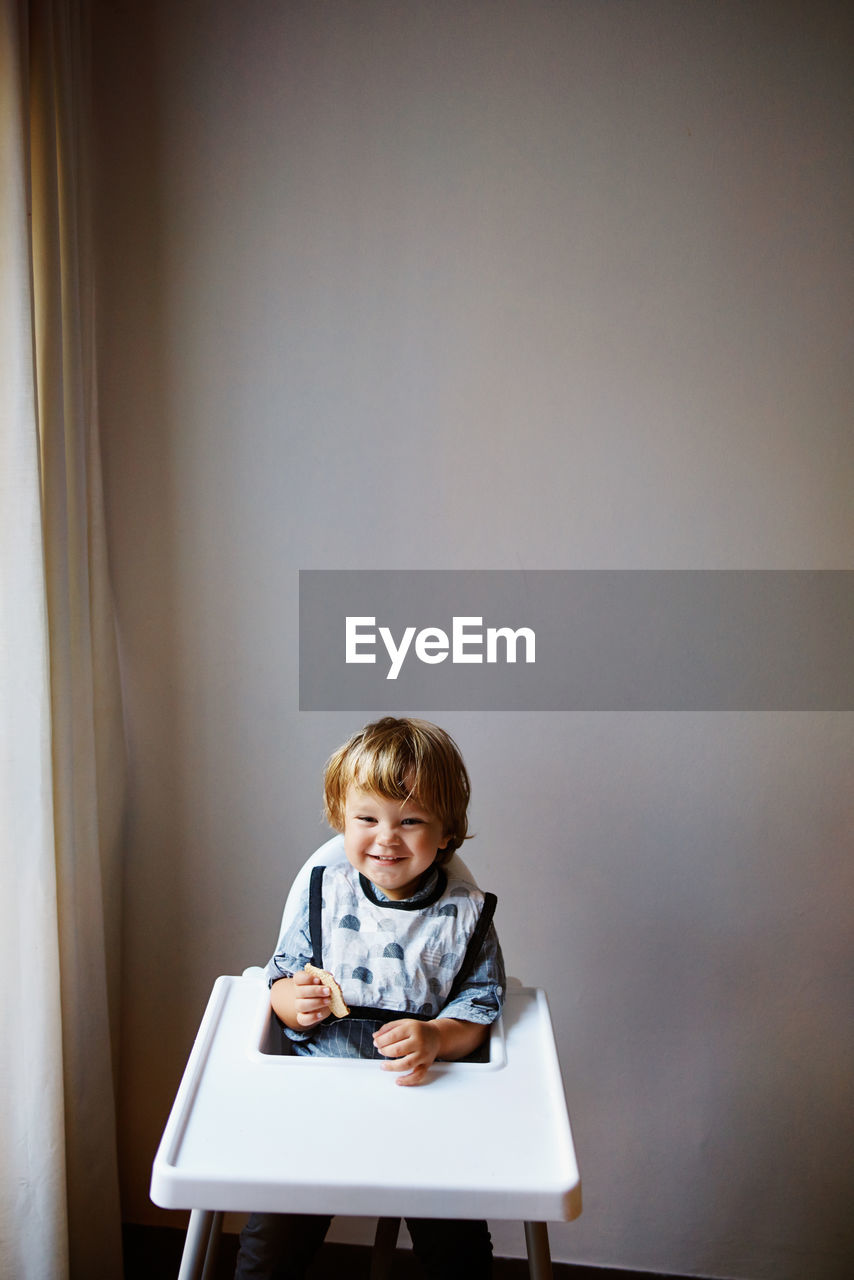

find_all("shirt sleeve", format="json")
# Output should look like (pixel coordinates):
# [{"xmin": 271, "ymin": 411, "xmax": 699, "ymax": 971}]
[
  {"xmin": 437, "ymin": 921, "xmax": 506, "ymax": 1025},
  {"xmin": 263, "ymin": 892, "xmax": 313, "ymax": 988},
  {"xmin": 263, "ymin": 890, "xmax": 317, "ymax": 1047}
]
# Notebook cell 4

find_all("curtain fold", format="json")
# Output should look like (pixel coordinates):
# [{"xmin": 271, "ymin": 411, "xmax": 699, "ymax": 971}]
[{"xmin": 1, "ymin": 2, "xmax": 125, "ymax": 1276}]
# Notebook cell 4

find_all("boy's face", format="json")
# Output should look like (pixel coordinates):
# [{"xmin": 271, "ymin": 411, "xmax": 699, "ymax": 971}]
[{"xmin": 341, "ymin": 784, "xmax": 449, "ymax": 901}]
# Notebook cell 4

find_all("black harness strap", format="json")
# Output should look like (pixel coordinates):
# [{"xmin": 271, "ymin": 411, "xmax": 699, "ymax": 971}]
[
  {"xmin": 346, "ymin": 1006, "xmax": 433, "ymax": 1023},
  {"xmin": 445, "ymin": 890, "xmax": 497, "ymax": 1006},
  {"xmin": 308, "ymin": 864, "xmax": 325, "ymax": 968}
]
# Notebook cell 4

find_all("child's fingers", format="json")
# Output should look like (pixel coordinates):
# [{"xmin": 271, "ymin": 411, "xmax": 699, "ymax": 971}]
[
  {"xmin": 394, "ymin": 1065, "xmax": 429, "ymax": 1087},
  {"xmin": 294, "ymin": 972, "xmax": 328, "ymax": 992},
  {"xmin": 295, "ymin": 980, "xmax": 331, "ymax": 1026},
  {"xmin": 297, "ymin": 988, "xmax": 330, "ymax": 1003},
  {"xmin": 373, "ymin": 1020, "xmax": 417, "ymax": 1049},
  {"xmin": 297, "ymin": 997, "xmax": 330, "ymax": 1015},
  {"xmin": 382, "ymin": 1057, "xmax": 430, "ymax": 1086},
  {"xmin": 373, "ymin": 1032, "xmax": 413, "ymax": 1058},
  {"xmin": 377, "ymin": 1041, "xmax": 412, "ymax": 1061},
  {"xmin": 294, "ymin": 975, "xmax": 330, "ymax": 1004},
  {"xmin": 296, "ymin": 1004, "xmax": 329, "ymax": 1026},
  {"xmin": 381, "ymin": 1051, "xmax": 419, "ymax": 1073},
  {"xmin": 373, "ymin": 1019, "xmax": 405, "ymax": 1037}
]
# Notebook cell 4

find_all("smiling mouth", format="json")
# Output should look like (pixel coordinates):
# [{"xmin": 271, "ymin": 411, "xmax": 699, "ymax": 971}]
[{"xmin": 370, "ymin": 854, "xmax": 405, "ymax": 864}]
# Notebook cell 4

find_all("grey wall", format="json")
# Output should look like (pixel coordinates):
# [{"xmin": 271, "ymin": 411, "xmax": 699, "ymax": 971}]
[{"xmin": 93, "ymin": 3, "xmax": 853, "ymax": 1276}]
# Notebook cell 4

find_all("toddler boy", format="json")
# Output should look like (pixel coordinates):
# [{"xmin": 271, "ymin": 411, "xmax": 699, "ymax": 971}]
[{"xmin": 234, "ymin": 716, "xmax": 504, "ymax": 1279}]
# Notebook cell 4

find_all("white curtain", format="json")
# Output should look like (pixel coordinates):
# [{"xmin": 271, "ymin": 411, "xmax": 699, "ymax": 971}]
[{"xmin": 0, "ymin": 2, "xmax": 125, "ymax": 1277}]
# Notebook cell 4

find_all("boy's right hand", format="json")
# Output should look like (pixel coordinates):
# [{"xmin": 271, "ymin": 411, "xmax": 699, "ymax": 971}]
[{"xmin": 292, "ymin": 970, "xmax": 332, "ymax": 1026}]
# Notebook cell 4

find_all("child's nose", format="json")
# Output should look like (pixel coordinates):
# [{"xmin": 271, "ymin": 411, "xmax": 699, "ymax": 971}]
[{"xmin": 376, "ymin": 825, "xmax": 400, "ymax": 846}]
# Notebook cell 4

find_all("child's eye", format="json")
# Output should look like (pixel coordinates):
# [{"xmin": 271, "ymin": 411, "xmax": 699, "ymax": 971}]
[
  {"xmin": 356, "ymin": 815, "xmax": 377, "ymax": 824},
  {"xmin": 401, "ymin": 817, "xmax": 423, "ymax": 825}
]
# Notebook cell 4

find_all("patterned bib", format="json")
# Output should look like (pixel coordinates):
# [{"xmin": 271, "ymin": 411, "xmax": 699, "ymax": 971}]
[{"xmin": 314, "ymin": 862, "xmax": 489, "ymax": 1020}]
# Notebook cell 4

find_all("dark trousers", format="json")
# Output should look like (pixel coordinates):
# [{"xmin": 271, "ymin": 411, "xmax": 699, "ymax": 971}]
[{"xmin": 234, "ymin": 1211, "xmax": 493, "ymax": 1279}]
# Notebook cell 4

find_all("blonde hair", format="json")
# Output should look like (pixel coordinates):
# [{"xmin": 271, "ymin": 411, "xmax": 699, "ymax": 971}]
[{"xmin": 323, "ymin": 717, "xmax": 471, "ymax": 865}]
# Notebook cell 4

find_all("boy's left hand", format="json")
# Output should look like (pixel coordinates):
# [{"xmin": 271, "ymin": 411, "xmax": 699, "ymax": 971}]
[{"xmin": 373, "ymin": 1019, "xmax": 441, "ymax": 1086}]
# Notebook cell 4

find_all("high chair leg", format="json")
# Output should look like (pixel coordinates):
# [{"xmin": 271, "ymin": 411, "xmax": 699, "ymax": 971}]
[
  {"xmin": 524, "ymin": 1221, "xmax": 552, "ymax": 1280},
  {"xmin": 200, "ymin": 1211, "xmax": 223, "ymax": 1280},
  {"xmin": 177, "ymin": 1209, "xmax": 217, "ymax": 1280}
]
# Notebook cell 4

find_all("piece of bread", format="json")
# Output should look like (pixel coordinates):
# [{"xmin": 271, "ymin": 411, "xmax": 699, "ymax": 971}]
[{"xmin": 304, "ymin": 963, "xmax": 350, "ymax": 1018}]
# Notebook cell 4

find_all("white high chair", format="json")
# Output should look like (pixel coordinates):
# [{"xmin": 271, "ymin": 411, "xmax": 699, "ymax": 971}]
[{"xmin": 151, "ymin": 839, "xmax": 581, "ymax": 1279}]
